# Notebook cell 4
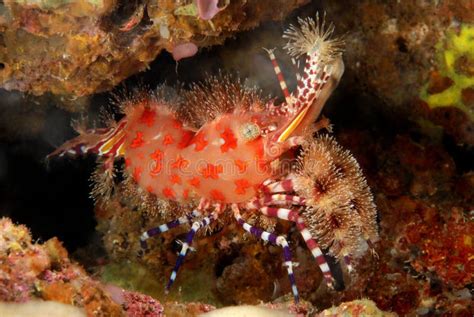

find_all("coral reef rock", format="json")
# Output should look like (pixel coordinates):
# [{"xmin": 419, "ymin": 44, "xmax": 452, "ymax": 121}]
[
  {"xmin": 0, "ymin": 0, "xmax": 307, "ymax": 97},
  {"xmin": 0, "ymin": 217, "xmax": 168, "ymax": 316},
  {"xmin": 334, "ymin": 129, "xmax": 473, "ymax": 316},
  {"xmin": 325, "ymin": 1, "xmax": 474, "ymax": 145}
]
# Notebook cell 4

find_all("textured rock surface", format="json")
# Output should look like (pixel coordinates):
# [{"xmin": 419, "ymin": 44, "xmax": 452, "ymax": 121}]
[
  {"xmin": 331, "ymin": 128, "xmax": 473, "ymax": 316},
  {"xmin": 0, "ymin": 0, "xmax": 307, "ymax": 97},
  {"xmin": 325, "ymin": 1, "xmax": 474, "ymax": 145},
  {"xmin": 0, "ymin": 217, "xmax": 124, "ymax": 315}
]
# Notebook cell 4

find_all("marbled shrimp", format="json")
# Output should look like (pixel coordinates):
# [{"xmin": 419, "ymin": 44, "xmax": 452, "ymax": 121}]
[{"xmin": 50, "ymin": 14, "xmax": 378, "ymax": 302}]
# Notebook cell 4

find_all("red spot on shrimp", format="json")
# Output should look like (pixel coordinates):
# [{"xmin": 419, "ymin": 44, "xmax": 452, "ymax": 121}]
[
  {"xmin": 140, "ymin": 108, "xmax": 156, "ymax": 127},
  {"xmin": 183, "ymin": 189, "xmax": 189, "ymax": 199},
  {"xmin": 150, "ymin": 149, "xmax": 163, "ymax": 161},
  {"xmin": 125, "ymin": 158, "xmax": 132, "ymax": 167},
  {"xmin": 162, "ymin": 187, "xmax": 176, "ymax": 199},
  {"xmin": 234, "ymin": 159, "xmax": 247, "ymax": 173},
  {"xmin": 188, "ymin": 177, "xmax": 200, "ymax": 188},
  {"xmin": 172, "ymin": 120, "xmax": 182, "ymax": 129},
  {"xmin": 133, "ymin": 166, "xmax": 142, "ymax": 181},
  {"xmin": 200, "ymin": 163, "xmax": 223, "ymax": 179},
  {"xmin": 220, "ymin": 128, "xmax": 237, "ymax": 153},
  {"xmin": 150, "ymin": 162, "xmax": 162, "ymax": 176},
  {"xmin": 130, "ymin": 131, "xmax": 144, "ymax": 148},
  {"xmin": 235, "ymin": 179, "xmax": 251, "ymax": 195},
  {"xmin": 192, "ymin": 133, "xmax": 208, "ymax": 151},
  {"xmin": 170, "ymin": 174, "xmax": 182, "ymax": 185},
  {"xmin": 171, "ymin": 155, "xmax": 189, "ymax": 170},
  {"xmin": 178, "ymin": 131, "xmax": 194, "ymax": 149},
  {"xmin": 150, "ymin": 149, "xmax": 163, "ymax": 175},
  {"xmin": 163, "ymin": 134, "xmax": 174, "ymax": 146},
  {"xmin": 210, "ymin": 189, "xmax": 225, "ymax": 202},
  {"xmin": 146, "ymin": 185, "xmax": 154, "ymax": 193}
]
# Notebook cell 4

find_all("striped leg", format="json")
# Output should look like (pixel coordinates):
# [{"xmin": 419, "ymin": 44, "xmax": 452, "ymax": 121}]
[
  {"xmin": 290, "ymin": 56, "xmax": 302, "ymax": 82},
  {"xmin": 246, "ymin": 194, "xmax": 306, "ymax": 209},
  {"xmin": 232, "ymin": 204, "xmax": 300, "ymax": 303},
  {"xmin": 139, "ymin": 209, "xmax": 202, "ymax": 249},
  {"xmin": 165, "ymin": 211, "xmax": 217, "ymax": 292},
  {"xmin": 264, "ymin": 48, "xmax": 292, "ymax": 104},
  {"xmin": 261, "ymin": 177, "xmax": 296, "ymax": 194},
  {"xmin": 260, "ymin": 207, "xmax": 335, "ymax": 288}
]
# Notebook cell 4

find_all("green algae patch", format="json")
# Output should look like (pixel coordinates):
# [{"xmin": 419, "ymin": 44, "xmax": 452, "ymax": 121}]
[{"xmin": 420, "ymin": 24, "xmax": 474, "ymax": 121}]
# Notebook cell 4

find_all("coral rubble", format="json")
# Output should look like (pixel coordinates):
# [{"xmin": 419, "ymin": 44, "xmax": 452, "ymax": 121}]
[
  {"xmin": 334, "ymin": 130, "xmax": 473, "ymax": 316},
  {"xmin": 0, "ymin": 0, "xmax": 307, "ymax": 97},
  {"xmin": 0, "ymin": 216, "xmax": 224, "ymax": 316}
]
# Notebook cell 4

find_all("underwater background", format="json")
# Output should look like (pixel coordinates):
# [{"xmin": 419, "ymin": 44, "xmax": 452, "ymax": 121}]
[{"xmin": 0, "ymin": 0, "xmax": 472, "ymax": 316}]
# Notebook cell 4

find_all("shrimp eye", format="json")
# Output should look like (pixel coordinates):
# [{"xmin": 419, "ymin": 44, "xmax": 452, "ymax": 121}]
[{"xmin": 240, "ymin": 122, "xmax": 261, "ymax": 141}]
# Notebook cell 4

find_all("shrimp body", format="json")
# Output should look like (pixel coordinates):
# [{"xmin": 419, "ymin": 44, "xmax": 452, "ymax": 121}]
[
  {"xmin": 124, "ymin": 103, "xmax": 271, "ymax": 204},
  {"xmin": 50, "ymin": 15, "xmax": 379, "ymax": 303}
]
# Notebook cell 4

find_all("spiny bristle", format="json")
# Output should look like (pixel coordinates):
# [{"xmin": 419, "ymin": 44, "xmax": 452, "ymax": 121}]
[
  {"xmin": 181, "ymin": 75, "xmax": 266, "ymax": 129},
  {"xmin": 70, "ymin": 116, "xmax": 89, "ymax": 134},
  {"xmin": 294, "ymin": 135, "xmax": 378, "ymax": 261},
  {"xmin": 121, "ymin": 170, "xmax": 189, "ymax": 220},
  {"xmin": 312, "ymin": 208, "xmax": 364, "ymax": 258},
  {"xmin": 283, "ymin": 12, "xmax": 344, "ymax": 63},
  {"xmin": 90, "ymin": 162, "xmax": 115, "ymax": 201},
  {"xmin": 110, "ymin": 85, "xmax": 181, "ymax": 119},
  {"xmin": 98, "ymin": 105, "xmax": 117, "ymax": 128},
  {"xmin": 294, "ymin": 136, "xmax": 353, "ymax": 210},
  {"xmin": 317, "ymin": 136, "xmax": 379, "ymax": 243}
]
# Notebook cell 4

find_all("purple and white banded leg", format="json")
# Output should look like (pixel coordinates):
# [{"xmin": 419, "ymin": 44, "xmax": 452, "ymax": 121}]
[
  {"xmin": 260, "ymin": 206, "xmax": 335, "ymax": 288},
  {"xmin": 165, "ymin": 210, "xmax": 218, "ymax": 292},
  {"xmin": 139, "ymin": 209, "xmax": 202, "ymax": 249},
  {"xmin": 231, "ymin": 204, "xmax": 300, "ymax": 302}
]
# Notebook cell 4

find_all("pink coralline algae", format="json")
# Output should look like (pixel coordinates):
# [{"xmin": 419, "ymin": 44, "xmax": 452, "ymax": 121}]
[
  {"xmin": 123, "ymin": 290, "xmax": 164, "ymax": 317},
  {"xmin": 197, "ymin": 0, "xmax": 226, "ymax": 20},
  {"xmin": 172, "ymin": 42, "xmax": 199, "ymax": 61},
  {"xmin": 0, "ymin": 217, "xmax": 125, "ymax": 316}
]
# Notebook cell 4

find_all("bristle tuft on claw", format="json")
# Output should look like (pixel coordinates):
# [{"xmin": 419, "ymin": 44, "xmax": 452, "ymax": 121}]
[
  {"xmin": 292, "ymin": 135, "xmax": 378, "ymax": 260},
  {"xmin": 283, "ymin": 12, "xmax": 344, "ymax": 63}
]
